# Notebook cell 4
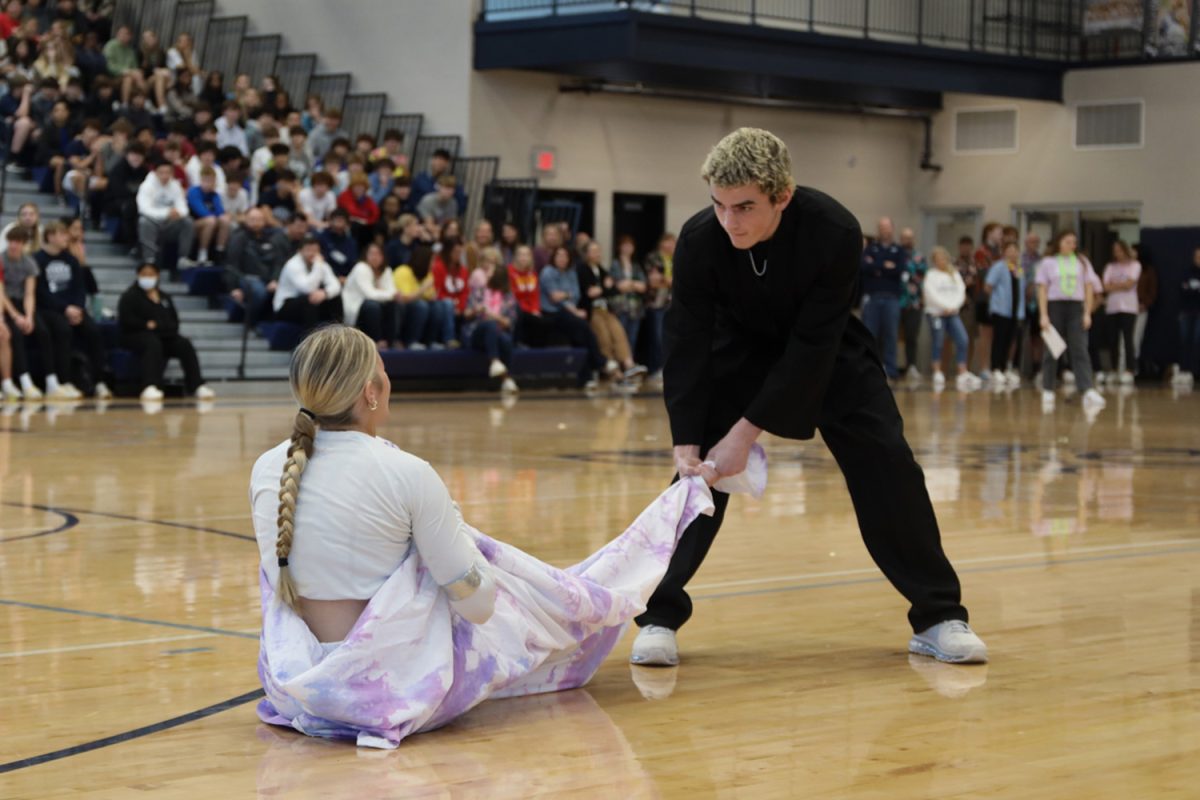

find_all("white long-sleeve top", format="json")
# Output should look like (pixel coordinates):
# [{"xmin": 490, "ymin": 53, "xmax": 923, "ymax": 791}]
[
  {"xmin": 341, "ymin": 261, "xmax": 396, "ymax": 327},
  {"xmin": 923, "ymin": 268, "xmax": 967, "ymax": 315},
  {"xmin": 250, "ymin": 430, "xmax": 495, "ymax": 619},
  {"xmin": 136, "ymin": 173, "xmax": 188, "ymax": 221},
  {"xmin": 272, "ymin": 253, "xmax": 343, "ymax": 312}
]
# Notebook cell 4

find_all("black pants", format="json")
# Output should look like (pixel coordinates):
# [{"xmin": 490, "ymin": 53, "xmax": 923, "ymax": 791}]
[
  {"xmin": 900, "ymin": 306, "xmax": 922, "ymax": 371},
  {"xmin": 121, "ymin": 331, "xmax": 204, "ymax": 392},
  {"xmin": 39, "ymin": 310, "xmax": 106, "ymax": 385},
  {"xmin": 635, "ymin": 355, "xmax": 968, "ymax": 635},
  {"xmin": 515, "ymin": 310, "xmax": 552, "ymax": 347},
  {"xmin": 1088, "ymin": 307, "xmax": 1109, "ymax": 373},
  {"xmin": 4, "ymin": 312, "xmax": 51, "ymax": 378},
  {"xmin": 356, "ymin": 299, "xmax": 399, "ymax": 345},
  {"xmin": 990, "ymin": 315, "xmax": 1018, "ymax": 372},
  {"xmin": 545, "ymin": 309, "xmax": 607, "ymax": 376},
  {"xmin": 277, "ymin": 296, "xmax": 343, "ymax": 331},
  {"xmin": 1108, "ymin": 312, "xmax": 1136, "ymax": 374}
]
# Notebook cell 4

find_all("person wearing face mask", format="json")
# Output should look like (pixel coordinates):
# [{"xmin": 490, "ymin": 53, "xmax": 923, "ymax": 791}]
[
  {"xmin": 629, "ymin": 128, "xmax": 986, "ymax": 669},
  {"xmin": 118, "ymin": 262, "xmax": 213, "ymax": 401}
]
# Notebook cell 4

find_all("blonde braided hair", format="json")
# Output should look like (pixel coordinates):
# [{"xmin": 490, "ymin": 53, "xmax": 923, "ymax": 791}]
[{"xmin": 275, "ymin": 325, "xmax": 381, "ymax": 609}]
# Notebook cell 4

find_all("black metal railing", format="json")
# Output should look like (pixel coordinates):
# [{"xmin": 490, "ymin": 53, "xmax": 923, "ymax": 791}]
[
  {"xmin": 454, "ymin": 156, "xmax": 500, "ymax": 234},
  {"xmin": 479, "ymin": 0, "xmax": 1198, "ymax": 64}
]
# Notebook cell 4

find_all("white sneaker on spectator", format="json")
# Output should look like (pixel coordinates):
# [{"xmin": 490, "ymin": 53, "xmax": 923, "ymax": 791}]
[
  {"xmin": 94, "ymin": 382, "xmax": 113, "ymax": 400},
  {"xmin": 2, "ymin": 380, "xmax": 21, "ymax": 401},
  {"xmin": 1042, "ymin": 389, "xmax": 1056, "ymax": 412},
  {"xmin": 630, "ymin": 624, "xmax": 679, "ymax": 666},
  {"xmin": 488, "ymin": 358, "xmax": 508, "ymax": 378},
  {"xmin": 430, "ymin": 342, "xmax": 446, "ymax": 351},
  {"xmin": 61, "ymin": 383, "xmax": 84, "ymax": 399},
  {"xmin": 177, "ymin": 257, "xmax": 199, "ymax": 269},
  {"xmin": 1063, "ymin": 369, "xmax": 1076, "ymax": 385},
  {"xmin": 624, "ymin": 364, "xmax": 648, "ymax": 380},
  {"xmin": 197, "ymin": 248, "xmax": 209, "ymax": 263},
  {"xmin": 1005, "ymin": 368, "xmax": 1020, "ymax": 387},
  {"xmin": 195, "ymin": 385, "xmax": 215, "ymax": 400},
  {"xmin": 990, "ymin": 377, "xmax": 1006, "ymax": 393},
  {"xmin": 409, "ymin": 343, "xmax": 427, "ymax": 351},
  {"xmin": 500, "ymin": 376, "xmax": 519, "ymax": 394},
  {"xmin": 23, "ymin": 384, "xmax": 43, "ymax": 400},
  {"xmin": 1082, "ymin": 388, "xmax": 1106, "ymax": 409},
  {"xmin": 1119, "ymin": 371, "xmax": 1135, "ymax": 386},
  {"xmin": 604, "ymin": 358, "xmax": 619, "ymax": 375},
  {"xmin": 905, "ymin": 365, "xmax": 921, "ymax": 385},
  {"xmin": 1094, "ymin": 371, "xmax": 1107, "ymax": 386},
  {"xmin": 931, "ymin": 371, "xmax": 946, "ymax": 391},
  {"xmin": 955, "ymin": 372, "xmax": 979, "ymax": 392},
  {"xmin": 909, "ymin": 620, "xmax": 988, "ymax": 664},
  {"xmin": 140, "ymin": 385, "xmax": 165, "ymax": 401},
  {"xmin": 45, "ymin": 385, "xmax": 76, "ymax": 401},
  {"xmin": 583, "ymin": 373, "xmax": 600, "ymax": 393}
]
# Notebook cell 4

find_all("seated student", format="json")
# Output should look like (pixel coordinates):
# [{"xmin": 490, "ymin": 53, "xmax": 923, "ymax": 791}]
[
  {"xmin": 286, "ymin": 126, "xmax": 312, "ymax": 183},
  {"xmin": 248, "ymin": 124, "xmax": 281, "ymax": 204},
  {"xmin": 185, "ymin": 141, "xmax": 227, "ymax": 195},
  {"xmin": 317, "ymin": 209, "xmax": 358, "ymax": 279},
  {"xmin": 464, "ymin": 246, "xmax": 518, "ymax": 392},
  {"xmin": 337, "ymin": 173, "xmax": 380, "ymax": 251},
  {"xmin": 343, "ymin": 242, "xmax": 402, "ymax": 349},
  {"xmin": 539, "ymin": 244, "xmax": 608, "ymax": 387},
  {"xmin": 159, "ymin": 140, "xmax": 191, "ymax": 189},
  {"xmin": 392, "ymin": 175, "xmax": 417, "ymax": 215},
  {"xmin": 118, "ymin": 262, "xmax": 214, "ymax": 401},
  {"xmin": 259, "ymin": 167, "xmax": 299, "ymax": 227},
  {"xmin": 62, "ymin": 117, "xmax": 108, "ymax": 222},
  {"xmin": 508, "ymin": 244, "xmax": 549, "ymax": 347},
  {"xmin": 431, "ymin": 236, "xmax": 468, "ymax": 346},
  {"xmin": 226, "ymin": 208, "xmax": 288, "ymax": 327},
  {"xmin": 370, "ymin": 128, "xmax": 409, "ymax": 177},
  {"xmin": 1, "ymin": 227, "xmax": 47, "ymax": 400},
  {"xmin": 33, "ymin": 99, "xmax": 76, "ymax": 205},
  {"xmin": 415, "ymin": 175, "xmax": 459, "ymax": 227},
  {"xmin": 384, "ymin": 213, "xmax": 425, "ymax": 269},
  {"xmin": 578, "ymin": 240, "xmax": 646, "ymax": 381},
  {"xmin": 104, "ymin": 141, "xmax": 149, "ymax": 244},
  {"xmin": 35, "ymin": 221, "xmax": 111, "ymax": 399},
  {"xmin": 307, "ymin": 107, "xmax": 348, "ymax": 162},
  {"xmin": 222, "ymin": 174, "xmax": 250, "ymax": 226},
  {"xmin": 255, "ymin": 141, "xmax": 291, "ymax": 202},
  {"xmin": 187, "ymin": 165, "xmax": 230, "ymax": 264},
  {"xmin": 369, "ymin": 158, "xmax": 394, "ymax": 204},
  {"xmin": 412, "ymin": 147, "xmax": 465, "ymax": 209},
  {"xmin": 137, "ymin": 159, "xmax": 197, "ymax": 269},
  {"xmin": 116, "ymin": 90, "xmax": 155, "ymax": 133},
  {"xmin": 298, "ymin": 170, "xmax": 337, "ymax": 231},
  {"xmin": 1, "ymin": 203, "xmax": 45, "ymax": 256},
  {"xmin": 272, "ymin": 234, "xmax": 342, "ymax": 331}
]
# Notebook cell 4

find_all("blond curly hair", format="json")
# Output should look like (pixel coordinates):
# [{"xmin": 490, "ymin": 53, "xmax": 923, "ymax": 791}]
[{"xmin": 701, "ymin": 128, "xmax": 794, "ymax": 202}]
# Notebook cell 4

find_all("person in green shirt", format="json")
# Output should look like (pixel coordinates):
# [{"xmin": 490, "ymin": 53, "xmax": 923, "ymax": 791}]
[{"xmin": 102, "ymin": 25, "xmax": 146, "ymax": 105}]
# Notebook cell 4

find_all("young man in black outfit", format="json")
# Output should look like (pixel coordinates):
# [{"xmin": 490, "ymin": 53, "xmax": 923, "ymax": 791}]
[{"xmin": 631, "ymin": 128, "xmax": 987, "ymax": 667}]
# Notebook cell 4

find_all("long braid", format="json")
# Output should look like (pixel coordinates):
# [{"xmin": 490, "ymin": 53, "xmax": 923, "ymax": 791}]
[{"xmin": 275, "ymin": 410, "xmax": 316, "ymax": 609}]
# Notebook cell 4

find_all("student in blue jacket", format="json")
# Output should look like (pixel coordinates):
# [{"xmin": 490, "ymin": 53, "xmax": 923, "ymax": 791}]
[
  {"xmin": 186, "ymin": 165, "xmax": 230, "ymax": 264},
  {"xmin": 984, "ymin": 242, "xmax": 1026, "ymax": 388}
]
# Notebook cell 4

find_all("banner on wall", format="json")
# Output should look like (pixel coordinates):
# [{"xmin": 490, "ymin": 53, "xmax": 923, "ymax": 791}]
[
  {"xmin": 1082, "ymin": 0, "xmax": 1146, "ymax": 35},
  {"xmin": 1145, "ymin": 0, "xmax": 1193, "ymax": 56}
]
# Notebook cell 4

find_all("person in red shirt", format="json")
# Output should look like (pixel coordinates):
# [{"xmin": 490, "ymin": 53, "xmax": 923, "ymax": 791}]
[
  {"xmin": 508, "ymin": 243, "xmax": 551, "ymax": 346},
  {"xmin": 337, "ymin": 173, "xmax": 379, "ymax": 251},
  {"xmin": 431, "ymin": 236, "xmax": 467, "ymax": 345},
  {"xmin": 0, "ymin": 0, "xmax": 21, "ymax": 41}
]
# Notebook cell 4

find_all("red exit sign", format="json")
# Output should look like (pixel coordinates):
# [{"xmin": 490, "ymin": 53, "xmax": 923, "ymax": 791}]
[{"xmin": 532, "ymin": 146, "xmax": 556, "ymax": 177}]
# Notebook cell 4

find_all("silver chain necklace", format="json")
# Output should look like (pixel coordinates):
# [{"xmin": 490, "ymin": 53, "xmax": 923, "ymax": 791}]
[{"xmin": 748, "ymin": 249, "xmax": 767, "ymax": 277}]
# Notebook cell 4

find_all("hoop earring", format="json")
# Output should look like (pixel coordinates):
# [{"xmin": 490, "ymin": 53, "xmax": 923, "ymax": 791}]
[{"xmin": 369, "ymin": 399, "xmax": 379, "ymax": 412}]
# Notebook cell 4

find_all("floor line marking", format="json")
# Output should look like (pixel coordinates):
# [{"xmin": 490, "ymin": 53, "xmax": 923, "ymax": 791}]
[
  {"xmin": 0, "ymin": 632, "xmax": 222, "ymax": 658},
  {"xmin": 0, "ymin": 599, "xmax": 259, "ymax": 639}
]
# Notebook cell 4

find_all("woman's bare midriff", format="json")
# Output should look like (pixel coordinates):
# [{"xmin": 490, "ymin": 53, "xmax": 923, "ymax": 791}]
[{"xmin": 299, "ymin": 597, "xmax": 369, "ymax": 644}]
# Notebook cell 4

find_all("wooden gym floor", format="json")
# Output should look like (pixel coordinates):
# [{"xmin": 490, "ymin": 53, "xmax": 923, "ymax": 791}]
[{"xmin": 1, "ymin": 385, "xmax": 1198, "ymax": 799}]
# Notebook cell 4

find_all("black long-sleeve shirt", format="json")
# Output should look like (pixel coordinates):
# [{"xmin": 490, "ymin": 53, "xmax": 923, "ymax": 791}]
[
  {"xmin": 663, "ymin": 186, "xmax": 866, "ymax": 445},
  {"xmin": 34, "ymin": 248, "xmax": 88, "ymax": 313},
  {"xmin": 118, "ymin": 282, "xmax": 181, "ymax": 337},
  {"xmin": 576, "ymin": 260, "xmax": 617, "ymax": 316}
]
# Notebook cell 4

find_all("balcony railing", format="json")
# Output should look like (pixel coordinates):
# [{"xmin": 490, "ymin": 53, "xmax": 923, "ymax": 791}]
[{"xmin": 479, "ymin": 0, "xmax": 1195, "ymax": 64}]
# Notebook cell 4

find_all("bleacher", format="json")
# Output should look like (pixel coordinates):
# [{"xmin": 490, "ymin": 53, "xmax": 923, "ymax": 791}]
[{"xmin": 1, "ymin": 0, "xmax": 593, "ymax": 395}]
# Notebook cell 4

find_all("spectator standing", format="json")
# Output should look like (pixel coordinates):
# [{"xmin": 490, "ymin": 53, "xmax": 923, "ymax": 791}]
[
  {"xmin": 983, "ymin": 242, "xmax": 1026, "ymax": 388},
  {"xmin": 860, "ymin": 217, "xmax": 905, "ymax": 379},
  {"xmin": 1036, "ymin": 231, "xmax": 1105, "ymax": 411},
  {"xmin": 1134, "ymin": 245, "xmax": 1158, "ymax": 367},
  {"xmin": 187, "ymin": 165, "xmax": 230, "ymax": 263},
  {"xmin": 924, "ymin": 246, "xmax": 979, "ymax": 392},
  {"xmin": 972, "ymin": 222, "xmax": 1003, "ymax": 379},
  {"xmin": 643, "ymin": 245, "xmax": 672, "ymax": 379},
  {"xmin": 1173, "ymin": 247, "xmax": 1200, "ymax": 387},
  {"xmin": 609, "ymin": 234, "xmax": 646, "ymax": 357},
  {"xmin": 898, "ymin": 227, "xmax": 926, "ymax": 381},
  {"xmin": 118, "ymin": 261, "xmax": 212, "ymax": 400},
  {"xmin": 1, "ymin": 228, "xmax": 43, "ymax": 400},
  {"xmin": 1102, "ymin": 240, "xmax": 1141, "ymax": 386},
  {"xmin": 1021, "ymin": 231, "xmax": 1043, "ymax": 377}
]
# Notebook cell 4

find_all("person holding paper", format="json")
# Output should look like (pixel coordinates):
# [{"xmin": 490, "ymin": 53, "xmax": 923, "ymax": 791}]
[{"xmin": 1035, "ymin": 231, "xmax": 1106, "ymax": 412}]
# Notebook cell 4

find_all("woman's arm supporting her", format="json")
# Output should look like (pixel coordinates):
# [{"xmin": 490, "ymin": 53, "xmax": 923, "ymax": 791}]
[{"xmin": 406, "ymin": 460, "xmax": 497, "ymax": 624}]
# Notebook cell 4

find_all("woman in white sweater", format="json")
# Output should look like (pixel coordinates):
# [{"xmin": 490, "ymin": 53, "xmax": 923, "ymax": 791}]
[
  {"xmin": 273, "ymin": 235, "xmax": 343, "ymax": 331},
  {"xmin": 342, "ymin": 242, "xmax": 402, "ymax": 348},
  {"xmin": 923, "ymin": 246, "xmax": 981, "ymax": 391}
]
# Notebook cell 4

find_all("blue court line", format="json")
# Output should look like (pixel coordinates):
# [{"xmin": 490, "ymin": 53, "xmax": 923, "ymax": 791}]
[
  {"xmin": 0, "ymin": 502, "xmax": 253, "ymax": 543},
  {"xmin": 164, "ymin": 647, "xmax": 215, "ymax": 655},
  {"xmin": 0, "ymin": 504, "xmax": 78, "ymax": 542},
  {"xmin": 0, "ymin": 688, "xmax": 266, "ymax": 774},
  {"xmin": 693, "ymin": 543, "xmax": 1200, "ymax": 603},
  {"xmin": 0, "ymin": 599, "xmax": 258, "ymax": 640}
]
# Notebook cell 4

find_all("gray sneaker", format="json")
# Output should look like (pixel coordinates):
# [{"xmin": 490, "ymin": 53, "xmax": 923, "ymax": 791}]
[
  {"xmin": 630, "ymin": 624, "xmax": 679, "ymax": 666},
  {"xmin": 909, "ymin": 620, "xmax": 988, "ymax": 664}
]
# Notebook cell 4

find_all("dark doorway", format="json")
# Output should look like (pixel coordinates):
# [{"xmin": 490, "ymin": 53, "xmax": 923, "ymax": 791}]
[
  {"xmin": 537, "ymin": 188, "xmax": 595, "ymax": 240},
  {"xmin": 612, "ymin": 192, "xmax": 667, "ymax": 262}
]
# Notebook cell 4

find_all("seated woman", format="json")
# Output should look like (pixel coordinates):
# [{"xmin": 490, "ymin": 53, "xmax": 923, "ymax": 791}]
[
  {"xmin": 578, "ymin": 241, "xmax": 647, "ymax": 382},
  {"xmin": 252, "ymin": 325, "xmax": 750, "ymax": 748},
  {"xmin": 464, "ymin": 246, "xmax": 518, "ymax": 392},
  {"xmin": 118, "ymin": 262, "xmax": 214, "ymax": 401},
  {"xmin": 342, "ymin": 242, "xmax": 401, "ymax": 350},
  {"xmin": 538, "ymin": 244, "xmax": 609, "ymax": 389}
]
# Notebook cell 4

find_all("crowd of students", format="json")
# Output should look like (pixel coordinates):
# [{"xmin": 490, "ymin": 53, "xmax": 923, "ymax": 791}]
[{"xmin": 859, "ymin": 216, "xmax": 1200, "ymax": 411}]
